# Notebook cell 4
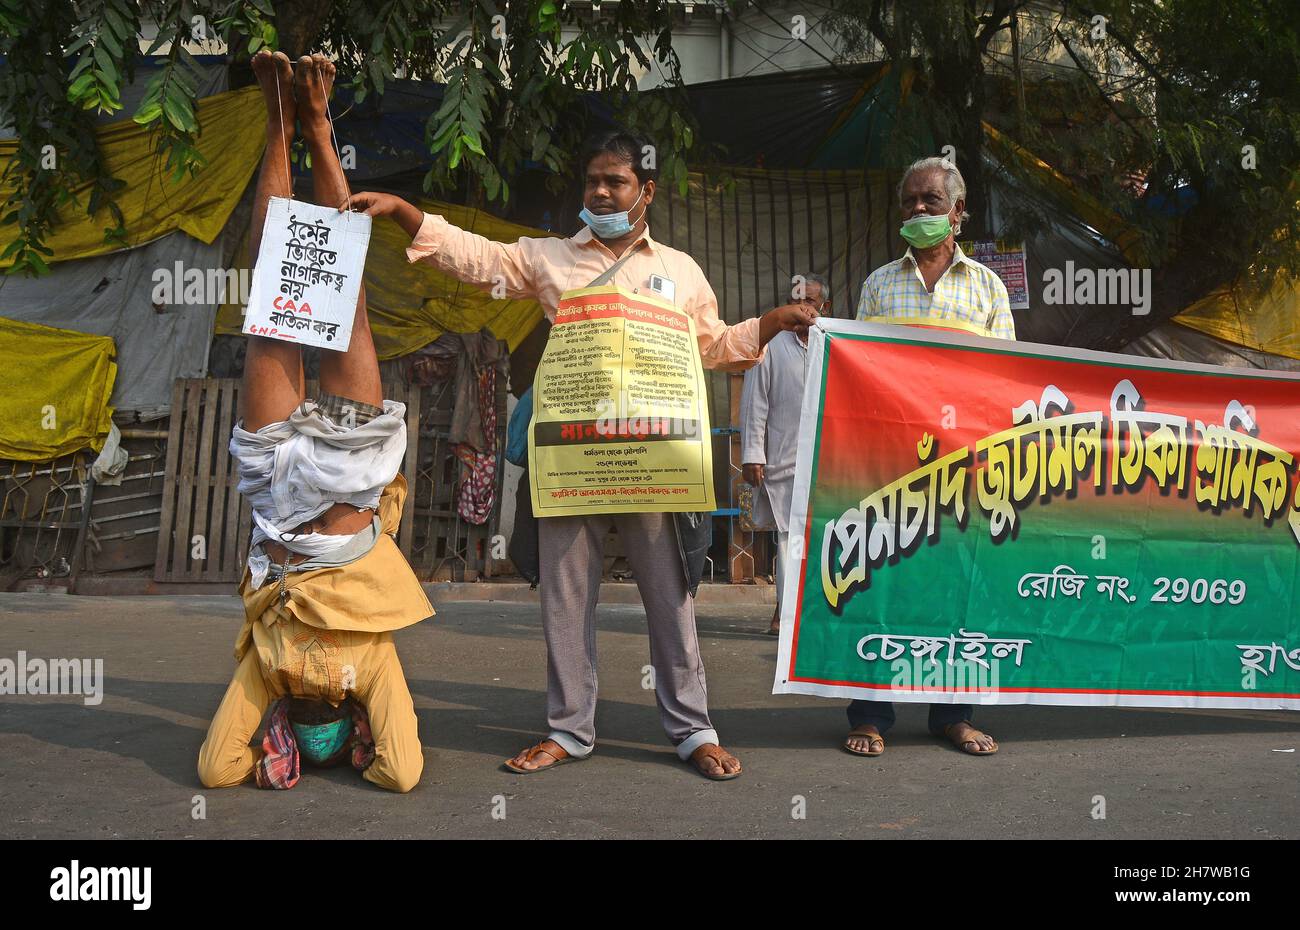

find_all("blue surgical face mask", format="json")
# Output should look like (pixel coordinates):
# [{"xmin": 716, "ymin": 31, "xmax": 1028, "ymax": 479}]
[{"xmin": 579, "ymin": 186, "xmax": 647, "ymax": 239}]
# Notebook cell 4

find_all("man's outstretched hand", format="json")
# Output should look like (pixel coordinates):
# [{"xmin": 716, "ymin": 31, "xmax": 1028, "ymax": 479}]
[
  {"xmin": 340, "ymin": 192, "xmax": 425, "ymax": 238},
  {"xmin": 758, "ymin": 303, "xmax": 818, "ymax": 347}
]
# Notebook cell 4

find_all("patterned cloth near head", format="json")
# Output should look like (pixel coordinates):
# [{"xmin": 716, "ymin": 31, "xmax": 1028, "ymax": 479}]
[
  {"xmin": 455, "ymin": 361, "xmax": 498, "ymax": 524},
  {"xmin": 254, "ymin": 697, "xmax": 377, "ymax": 790},
  {"xmin": 316, "ymin": 391, "xmax": 385, "ymax": 426},
  {"xmin": 446, "ymin": 330, "xmax": 507, "ymax": 525}
]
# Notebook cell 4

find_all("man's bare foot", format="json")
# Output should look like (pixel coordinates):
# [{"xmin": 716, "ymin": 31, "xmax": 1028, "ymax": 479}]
[
  {"xmin": 766, "ymin": 607, "xmax": 780, "ymax": 635},
  {"xmin": 294, "ymin": 53, "xmax": 336, "ymax": 140},
  {"xmin": 251, "ymin": 49, "xmax": 294, "ymax": 139},
  {"xmin": 944, "ymin": 721, "xmax": 998, "ymax": 755},
  {"xmin": 688, "ymin": 743, "xmax": 742, "ymax": 780},
  {"xmin": 844, "ymin": 725, "xmax": 884, "ymax": 756}
]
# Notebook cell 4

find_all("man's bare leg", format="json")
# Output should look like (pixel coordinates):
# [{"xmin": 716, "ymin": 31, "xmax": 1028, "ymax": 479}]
[
  {"xmin": 242, "ymin": 50, "xmax": 304, "ymax": 433},
  {"xmin": 295, "ymin": 54, "xmax": 382, "ymax": 410},
  {"xmin": 251, "ymin": 53, "xmax": 378, "ymax": 545}
]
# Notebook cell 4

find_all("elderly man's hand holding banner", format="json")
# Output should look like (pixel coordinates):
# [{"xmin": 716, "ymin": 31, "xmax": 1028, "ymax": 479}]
[{"xmin": 775, "ymin": 318, "xmax": 1300, "ymax": 710}]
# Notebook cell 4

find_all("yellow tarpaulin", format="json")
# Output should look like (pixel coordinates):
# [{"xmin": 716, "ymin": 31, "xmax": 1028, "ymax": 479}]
[
  {"xmin": 214, "ymin": 197, "xmax": 555, "ymax": 358},
  {"xmin": 1173, "ymin": 273, "xmax": 1300, "ymax": 361},
  {"xmin": 0, "ymin": 316, "xmax": 117, "ymax": 460},
  {"xmin": 0, "ymin": 86, "xmax": 266, "ymax": 268}
]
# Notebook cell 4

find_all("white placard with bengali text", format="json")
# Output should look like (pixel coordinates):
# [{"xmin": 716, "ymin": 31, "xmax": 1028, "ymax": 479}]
[{"xmin": 242, "ymin": 196, "xmax": 371, "ymax": 351}]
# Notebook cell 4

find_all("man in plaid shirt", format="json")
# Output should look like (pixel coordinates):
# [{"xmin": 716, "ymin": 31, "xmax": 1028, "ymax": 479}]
[
  {"xmin": 845, "ymin": 156, "xmax": 1011, "ymax": 759},
  {"xmin": 856, "ymin": 157, "xmax": 1016, "ymax": 341}
]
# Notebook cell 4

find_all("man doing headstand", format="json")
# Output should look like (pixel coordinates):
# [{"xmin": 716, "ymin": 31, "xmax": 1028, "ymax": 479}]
[{"xmin": 196, "ymin": 51, "xmax": 432, "ymax": 793}]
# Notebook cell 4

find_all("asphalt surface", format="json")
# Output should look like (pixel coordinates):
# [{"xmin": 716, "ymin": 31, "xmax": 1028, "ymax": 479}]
[{"xmin": 1, "ymin": 592, "xmax": 1297, "ymax": 839}]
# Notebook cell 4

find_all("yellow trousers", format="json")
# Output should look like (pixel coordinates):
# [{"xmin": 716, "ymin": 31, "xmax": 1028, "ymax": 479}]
[{"xmin": 197, "ymin": 613, "xmax": 423, "ymax": 793}]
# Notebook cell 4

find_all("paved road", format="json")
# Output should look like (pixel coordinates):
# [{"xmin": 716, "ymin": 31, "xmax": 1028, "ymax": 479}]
[{"xmin": 1, "ymin": 592, "xmax": 1296, "ymax": 839}]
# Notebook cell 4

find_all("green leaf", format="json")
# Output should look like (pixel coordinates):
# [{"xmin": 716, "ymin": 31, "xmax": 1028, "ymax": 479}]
[
  {"xmin": 433, "ymin": 16, "xmax": 470, "ymax": 50},
  {"xmin": 162, "ymin": 95, "xmax": 194, "ymax": 132},
  {"xmin": 169, "ymin": 67, "xmax": 197, "ymax": 97},
  {"xmin": 531, "ymin": 129, "xmax": 550, "ymax": 161},
  {"xmin": 433, "ymin": 93, "xmax": 460, "ymax": 121},
  {"xmin": 138, "ymin": 78, "xmax": 162, "ymax": 106},
  {"xmin": 67, "ymin": 72, "xmax": 97, "ymax": 99},
  {"xmin": 459, "ymin": 107, "xmax": 485, "ymax": 133},
  {"xmin": 98, "ymin": 27, "xmax": 123, "ymax": 58},
  {"xmin": 431, "ymin": 118, "xmax": 459, "ymax": 150},
  {"xmin": 133, "ymin": 101, "xmax": 162, "ymax": 124},
  {"xmin": 518, "ymin": 75, "xmax": 542, "ymax": 106},
  {"xmin": 102, "ymin": 4, "xmax": 130, "ymax": 39},
  {"xmin": 93, "ymin": 44, "xmax": 119, "ymax": 85},
  {"xmin": 462, "ymin": 131, "xmax": 484, "ymax": 156}
]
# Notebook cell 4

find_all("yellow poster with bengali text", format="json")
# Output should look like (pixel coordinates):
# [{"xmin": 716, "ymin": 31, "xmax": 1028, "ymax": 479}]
[{"xmin": 529, "ymin": 286, "xmax": 716, "ymax": 516}]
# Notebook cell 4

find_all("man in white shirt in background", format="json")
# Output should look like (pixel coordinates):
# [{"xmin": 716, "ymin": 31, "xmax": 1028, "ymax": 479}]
[{"xmin": 740, "ymin": 274, "xmax": 830, "ymax": 635}]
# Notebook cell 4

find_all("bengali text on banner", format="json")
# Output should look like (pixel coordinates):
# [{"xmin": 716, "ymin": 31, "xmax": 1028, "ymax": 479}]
[
  {"xmin": 529, "ymin": 286, "xmax": 716, "ymax": 516},
  {"xmin": 774, "ymin": 319, "xmax": 1300, "ymax": 710}
]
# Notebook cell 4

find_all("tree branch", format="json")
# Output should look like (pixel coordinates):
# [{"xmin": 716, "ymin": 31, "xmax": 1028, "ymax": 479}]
[
  {"xmin": 976, "ymin": 0, "xmax": 1025, "ymax": 54},
  {"xmin": 866, "ymin": 0, "xmax": 903, "ymax": 61},
  {"xmin": 1055, "ymin": 28, "xmax": 1144, "ymax": 139}
]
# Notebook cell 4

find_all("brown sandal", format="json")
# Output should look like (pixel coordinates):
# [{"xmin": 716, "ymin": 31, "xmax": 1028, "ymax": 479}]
[
  {"xmin": 843, "ymin": 725, "xmax": 885, "ymax": 756},
  {"xmin": 688, "ymin": 744, "xmax": 742, "ymax": 781},
  {"xmin": 503, "ymin": 738, "xmax": 580, "ymax": 774},
  {"xmin": 944, "ymin": 722, "xmax": 998, "ymax": 756}
]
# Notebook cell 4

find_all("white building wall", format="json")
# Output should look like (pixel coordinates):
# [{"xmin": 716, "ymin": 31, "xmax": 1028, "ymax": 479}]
[{"xmin": 724, "ymin": 3, "xmax": 853, "ymax": 81}]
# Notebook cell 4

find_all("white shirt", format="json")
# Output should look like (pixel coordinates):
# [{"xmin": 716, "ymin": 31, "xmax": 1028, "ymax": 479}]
[{"xmin": 739, "ymin": 330, "xmax": 809, "ymax": 533}]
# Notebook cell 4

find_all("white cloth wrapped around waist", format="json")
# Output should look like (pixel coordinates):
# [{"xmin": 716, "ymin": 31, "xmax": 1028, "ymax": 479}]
[{"xmin": 229, "ymin": 398, "xmax": 407, "ymax": 589}]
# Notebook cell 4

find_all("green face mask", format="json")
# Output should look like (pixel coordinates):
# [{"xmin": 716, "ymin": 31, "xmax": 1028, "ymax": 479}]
[
  {"xmin": 291, "ymin": 717, "xmax": 352, "ymax": 765},
  {"xmin": 899, "ymin": 213, "xmax": 953, "ymax": 249}
]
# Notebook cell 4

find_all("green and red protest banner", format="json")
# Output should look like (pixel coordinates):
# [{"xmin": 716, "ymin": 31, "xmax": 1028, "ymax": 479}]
[{"xmin": 774, "ymin": 319, "xmax": 1300, "ymax": 710}]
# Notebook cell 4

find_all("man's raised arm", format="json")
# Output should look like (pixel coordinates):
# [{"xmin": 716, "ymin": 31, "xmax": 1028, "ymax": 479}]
[
  {"xmin": 686, "ymin": 264, "xmax": 818, "ymax": 372},
  {"xmin": 341, "ymin": 192, "xmax": 541, "ymax": 301}
]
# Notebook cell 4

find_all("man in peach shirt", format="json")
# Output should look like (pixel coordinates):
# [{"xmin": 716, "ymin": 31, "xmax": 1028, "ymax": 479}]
[{"xmin": 343, "ymin": 129, "xmax": 815, "ymax": 780}]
